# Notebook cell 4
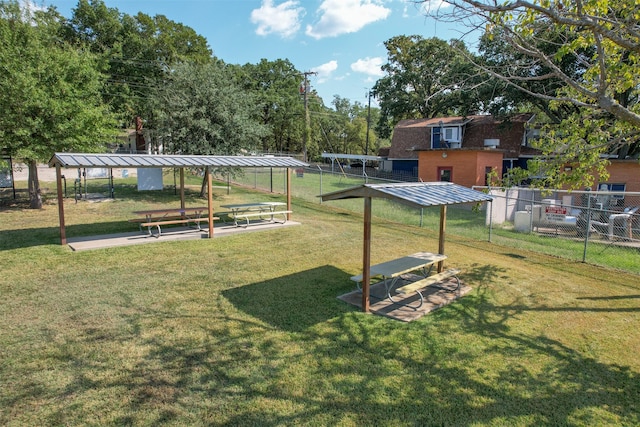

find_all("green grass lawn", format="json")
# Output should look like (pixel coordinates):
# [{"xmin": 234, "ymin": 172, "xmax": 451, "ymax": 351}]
[{"xmin": 1, "ymin": 180, "xmax": 639, "ymax": 426}]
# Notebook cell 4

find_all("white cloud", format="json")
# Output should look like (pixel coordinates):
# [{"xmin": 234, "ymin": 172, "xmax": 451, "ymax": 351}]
[
  {"xmin": 350, "ymin": 57, "xmax": 384, "ymax": 77},
  {"xmin": 311, "ymin": 60, "xmax": 339, "ymax": 83},
  {"xmin": 305, "ymin": 0, "xmax": 391, "ymax": 39},
  {"xmin": 402, "ymin": 0, "xmax": 452, "ymax": 18},
  {"xmin": 251, "ymin": 0, "xmax": 305, "ymax": 38},
  {"xmin": 416, "ymin": 0, "xmax": 453, "ymax": 14}
]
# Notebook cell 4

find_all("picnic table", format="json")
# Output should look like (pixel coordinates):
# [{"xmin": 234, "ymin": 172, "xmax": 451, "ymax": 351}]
[
  {"xmin": 130, "ymin": 206, "xmax": 214, "ymax": 237},
  {"xmin": 351, "ymin": 251, "xmax": 460, "ymax": 308},
  {"xmin": 219, "ymin": 202, "xmax": 291, "ymax": 227}
]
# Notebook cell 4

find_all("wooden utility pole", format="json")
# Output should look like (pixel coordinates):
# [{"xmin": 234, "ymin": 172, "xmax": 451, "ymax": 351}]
[
  {"xmin": 366, "ymin": 90, "xmax": 373, "ymax": 155},
  {"xmin": 300, "ymin": 71, "xmax": 317, "ymax": 163}
]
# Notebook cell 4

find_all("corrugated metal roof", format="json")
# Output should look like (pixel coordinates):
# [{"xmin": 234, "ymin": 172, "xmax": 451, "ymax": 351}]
[
  {"xmin": 48, "ymin": 153, "xmax": 308, "ymax": 169},
  {"xmin": 321, "ymin": 182, "xmax": 492, "ymax": 208}
]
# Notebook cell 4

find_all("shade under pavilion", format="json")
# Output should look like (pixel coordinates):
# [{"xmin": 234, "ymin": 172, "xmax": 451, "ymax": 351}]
[
  {"xmin": 48, "ymin": 153, "xmax": 308, "ymax": 245},
  {"xmin": 320, "ymin": 181, "xmax": 493, "ymax": 312}
]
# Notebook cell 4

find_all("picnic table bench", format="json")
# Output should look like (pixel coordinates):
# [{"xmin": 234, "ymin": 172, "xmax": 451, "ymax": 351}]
[
  {"xmin": 130, "ymin": 207, "xmax": 217, "ymax": 237},
  {"xmin": 219, "ymin": 202, "xmax": 291, "ymax": 227},
  {"xmin": 350, "ymin": 252, "xmax": 460, "ymax": 309}
]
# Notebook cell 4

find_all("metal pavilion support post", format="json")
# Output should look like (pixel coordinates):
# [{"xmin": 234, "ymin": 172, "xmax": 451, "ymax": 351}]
[
  {"xmin": 207, "ymin": 166, "xmax": 214, "ymax": 238},
  {"xmin": 438, "ymin": 205, "xmax": 446, "ymax": 273},
  {"xmin": 180, "ymin": 168, "xmax": 185, "ymax": 210},
  {"xmin": 286, "ymin": 167, "xmax": 292, "ymax": 221},
  {"xmin": 55, "ymin": 164, "xmax": 67, "ymax": 245},
  {"xmin": 362, "ymin": 196, "xmax": 372, "ymax": 312}
]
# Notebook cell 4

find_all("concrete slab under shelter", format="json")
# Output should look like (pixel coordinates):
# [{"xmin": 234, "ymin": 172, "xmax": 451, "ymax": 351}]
[
  {"xmin": 338, "ymin": 277, "xmax": 472, "ymax": 322},
  {"xmin": 67, "ymin": 221, "xmax": 300, "ymax": 251}
]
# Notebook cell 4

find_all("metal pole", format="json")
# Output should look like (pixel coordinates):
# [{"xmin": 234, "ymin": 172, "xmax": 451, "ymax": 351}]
[
  {"xmin": 365, "ymin": 91, "xmax": 372, "ymax": 155},
  {"xmin": 362, "ymin": 197, "xmax": 372, "ymax": 313},
  {"xmin": 583, "ymin": 194, "xmax": 592, "ymax": 262},
  {"xmin": 529, "ymin": 192, "xmax": 535, "ymax": 232},
  {"xmin": 488, "ymin": 200, "xmax": 493, "ymax": 242},
  {"xmin": 56, "ymin": 164, "xmax": 66, "ymax": 245},
  {"xmin": 318, "ymin": 166, "xmax": 323, "ymax": 203}
]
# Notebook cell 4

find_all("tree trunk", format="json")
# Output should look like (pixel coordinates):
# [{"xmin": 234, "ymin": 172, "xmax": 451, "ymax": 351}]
[
  {"xmin": 199, "ymin": 168, "xmax": 208, "ymax": 198},
  {"xmin": 28, "ymin": 160, "xmax": 42, "ymax": 209}
]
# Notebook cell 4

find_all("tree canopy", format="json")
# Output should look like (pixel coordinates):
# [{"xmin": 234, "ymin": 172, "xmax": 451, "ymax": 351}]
[
  {"xmin": 0, "ymin": 1, "xmax": 118, "ymax": 207},
  {"xmin": 232, "ymin": 59, "xmax": 305, "ymax": 155},
  {"xmin": 61, "ymin": 0, "xmax": 212, "ymax": 124},
  {"xmin": 417, "ymin": 0, "xmax": 640, "ymax": 188},
  {"xmin": 373, "ymin": 35, "xmax": 483, "ymax": 138},
  {"xmin": 151, "ymin": 60, "xmax": 269, "ymax": 156}
]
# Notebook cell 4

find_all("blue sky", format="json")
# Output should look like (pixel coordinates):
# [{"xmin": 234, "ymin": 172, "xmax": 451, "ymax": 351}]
[{"xmin": 39, "ymin": 0, "xmax": 466, "ymax": 107}]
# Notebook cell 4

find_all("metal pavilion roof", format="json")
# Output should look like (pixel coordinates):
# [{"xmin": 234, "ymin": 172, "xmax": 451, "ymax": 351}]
[
  {"xmin": 320, "ymin": 182, "xmax": 492, "ymax": 208},
  {"xmin": 48, "ymin": 153, "xmax": 308, "ymax": 169}
]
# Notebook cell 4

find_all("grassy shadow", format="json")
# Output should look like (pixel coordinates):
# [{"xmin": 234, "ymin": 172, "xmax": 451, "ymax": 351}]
[
  {"xmin": 0, "ymin": 221, "xmax": 139, "ymax": 250},
  {"xmin": 223, "ymin": 265, "xmax": 354, "ymax": 332}
]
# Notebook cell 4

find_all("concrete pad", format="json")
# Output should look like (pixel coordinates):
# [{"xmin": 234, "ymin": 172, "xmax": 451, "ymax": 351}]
[
  {"xmin": 337, "ymin": 277, "xmax": 472, "ymax": 322},
  {"xmin": 67, "ymin": 220, "xmax": 300, "ymax": 251}
]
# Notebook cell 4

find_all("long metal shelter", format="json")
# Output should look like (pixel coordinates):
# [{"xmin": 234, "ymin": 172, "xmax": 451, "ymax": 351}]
[
  {"xmin": 49, "ymin": 153, "xmax": 308, "ymax": 245},
  {"xmin": 320, "ymin": 182, "xmax": 493, "ymax": 312}
]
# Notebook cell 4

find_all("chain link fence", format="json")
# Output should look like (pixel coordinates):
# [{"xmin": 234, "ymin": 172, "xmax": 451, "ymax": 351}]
[
  {"xmin": 478, "ymin": 187, "xmax": 640, "ymax": 263},
  {"xmin": 221, "ymin": 167, "xmax": 640, "ymax": 274}
]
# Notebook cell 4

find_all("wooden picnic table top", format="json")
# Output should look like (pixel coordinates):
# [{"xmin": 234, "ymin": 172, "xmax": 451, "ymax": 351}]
[
  {"xmin": 366, "ymin": 251, "xmax": 447, "ymax": 279},
  {"xmin": 220, "ymin": 202, "xmax": 286, "ymax": 210}
]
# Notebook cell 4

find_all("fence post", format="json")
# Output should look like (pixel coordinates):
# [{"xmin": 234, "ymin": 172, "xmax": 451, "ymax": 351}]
[
  {"xmin": 582, "ymin": 194, "xmax": 592, "ymax": 262},
  {"xmin": 318, "ymin": 166, "xmax": 323, "ymax": 203},
  {"xmin": 488, "ymin": 199, "xmax": 493, "ymax": 242},
  {"xmin": 529, "ymin": 192, "xmax": 535, "ymax": 232}
]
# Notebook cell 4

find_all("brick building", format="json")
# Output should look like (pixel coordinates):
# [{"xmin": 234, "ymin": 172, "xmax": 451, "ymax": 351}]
[{"xmin": 388, "ymin": 114, "xmax": 538, "ymax": 187}]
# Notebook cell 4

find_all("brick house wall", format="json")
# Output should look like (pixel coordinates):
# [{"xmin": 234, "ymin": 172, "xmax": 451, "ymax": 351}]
[
  {"xmin": 417, "ymin": 150, "xmax": 503, "ymax": 188},
  {"xmin": 388, "ymin": 119, "xmax": 431, "ymax": 159},
  {"xmin": 389, "ymin": 114, "xmax": 534, "ymax": 160},
  {"xmin": 461, "ymin": 114, "xmax": 533, "ymax": 158},
  {"xmin": 597, "ymin": 160, "xmax": 640, "ymax": 193}
]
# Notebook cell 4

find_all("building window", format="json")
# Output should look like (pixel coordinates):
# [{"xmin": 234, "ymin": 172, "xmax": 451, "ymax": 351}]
[
  {"xmin": 601, "ymin": 183, "xmax": 626, "ymax": 201},
  {"xmin": 444, "ymin": 127, "xmax": 460, "ymax": 142},
  {"xmin": 438, "ymin": 167, "xmax": 452, "ymax": 182},
  {"xmin": 431, "ymin": 127, "xmax": 442, "ymax": 149},
  {"xmin": 485, "ymin": 166, "xmax": 494, "ymax": 186}
]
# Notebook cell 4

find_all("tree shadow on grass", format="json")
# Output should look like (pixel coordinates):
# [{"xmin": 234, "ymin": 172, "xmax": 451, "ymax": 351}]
[
  {"xmin": 6, "ymin": 262, "xmax": 639, "ymax": 425},
  {"xmin": 222, "ymin": 265, "xmax": 355, "ymax": 332},
  {"xmin": 0, "ymin": 221, "xmax": 137, "ymax": 251}
]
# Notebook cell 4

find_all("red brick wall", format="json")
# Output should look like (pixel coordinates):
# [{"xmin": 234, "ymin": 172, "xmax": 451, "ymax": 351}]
[
  {"xmin": 463, "ymin": 117, "xmax": 528, "ymax": 158},
  {"xmin": 389, "ymin": 120, "xmax": 430, "ymax": 159},
  {"xmin": 598, "ymin": 161, "xmax": 640, "ymax": 193},
  {"xmin": 418, "ymin": 150, "xmax": 503, "ymax": 187}
]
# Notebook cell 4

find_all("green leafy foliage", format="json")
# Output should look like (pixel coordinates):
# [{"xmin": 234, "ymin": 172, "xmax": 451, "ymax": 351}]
[
  {"xmin": 61, "ymin": 0, "xmax": 212, "ymax": 124},
  {"xmin": 0, "ymin": 1, "xmax": 118, "ymax": 207},
  {"xmin": 373, "ymin": 35, "xmax": 483, "ymax": 138},
  {"xmin": 419, "ymin": 0, "xmax": 640, "ymax": 189},
  {"xmin": 151, "ymin": 60, "xmax": 269, "ymax": 156},
  {"xmin": 233, "ymin": 59, "xmax": 305, "ymax": 154}
]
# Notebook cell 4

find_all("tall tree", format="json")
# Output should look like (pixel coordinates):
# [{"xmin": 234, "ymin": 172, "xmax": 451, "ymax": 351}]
[
  {"xmin": 233, "ymin": 59, "xmax": 305, "ymax": 154},
  {"xmin": 373, "ymin": 35, "xmax": 483, "ymax": 138},
  {"xmin": 0, "ymin": 1, "xmax": 118, "ymax": 208},
  {"xmin": 476, "ymin": 26, "xmax": 586, "ymax": 122},
  {"xmin": 331, "ymin": 95, "xmax": 381, "ymax": 155},
  {"xmin": 151, "ymin": 60, "xmax": 268, "ymax": 156},
  {"xmin": 61, "ymin": 0, "xmax": 211, "ymax": 126},
  {"xmin": 417, "ymin": 0, "xmax": 640, "ymax": 188}
]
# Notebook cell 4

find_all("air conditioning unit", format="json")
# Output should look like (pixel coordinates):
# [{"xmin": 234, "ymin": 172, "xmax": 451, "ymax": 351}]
[
  {"xmin": 484, "ymin": 139, "xmax": 500, "ymax": 148},
  {"xmin": 448, "ymin": 141, "xmax": 461, "ymax": 148}
]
